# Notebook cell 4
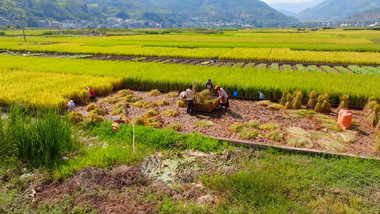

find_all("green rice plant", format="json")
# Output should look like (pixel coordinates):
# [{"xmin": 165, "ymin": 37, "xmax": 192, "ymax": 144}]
[
  {"xmin": 196, "ymin": 120, "xmax": 214, "ymax": 127},
  {"xmin": 337, "ymin": 95, "xmax": 350, "ymax": 111},
  {"xmin": 4, "ymin": 106, "xmax": 77, "ymax": 167},
  {"xmin": 307, "ymin": 65, "xmax": 322, "ymax": 72},
  {"xmin": 142, "ymin": 109, "xmax": 159, "ymax": 118},
  {"xmin": 156, "ymin": 99, "xmax": 171, "ymax": 106},
  {"xmin": 286, "ymin": 127, "xmax": 313, "ymax": 148},
  {"xmin": 334, "ymin": 66, "xmax": 351, "ymax": 74},
  {"xmin": 306, "ymin": 91, "xmax": 318, "ymax": 109},
  {"xmin": 85, "ymin": 103, "xmax": 97, "ymax": 112},
  {"xmin": 257, "ymin": 100, "xmax": 273, "ymax": 107},
  {"xmin": 267, "ymin": 131, "xmax": 283, "ymax": 142},
  {"xmin": 282, "ymin": 64, "xmax": 293, "ymax": 71},
  {"xmin": 229, "ymin": 123, "xmax": 245, "ymax": 132},
  {"xmin": 162, "ymin": 109, "xmax": 179, "ymax": 117},
  {"xmin": 167, "ymin": 91, "xmax": 179, "ymax": 98},
  {"xmin": 268, "ymin": 103, "xmax": 285, "ymax": 110},
  {"xmin": 244, "ymin": 120, "xmax": 261, "ymax": 129},
  {"xmin": 261, "ymin": 124, "xmax": 281, "ymax": 131},
  {"xmin": 270, "ymin": 63, "xmax": 279, "ymax": 71},
  {"xmin": 349, "ymin": 65, "xmax": 380, "ymax": 75},
  {"xmin": 239, "ymin": 128, "xmax": 260, "ymax": 140},
  {"xmin": 289, "ymin": 109, "xmax": 315, "ymax": 118},
  {"xmin": 67, "ymin": 111, "xmax": 84, "ymax": 124},
  {"xmin": 124, "ymin": 95, "xmax": 142, "ymax": 103},
  {"xmin": 296, "ymin": 64, "xmax": 307, "ymax": 72},
  {"xmin": 87, "ymin": 112, "xmax": 104, "ymax": 123},
  {"xmin": 167, "ymin": 123, "xmax": 181, "ymax": 131},
  {"xmin": 321, "ymin": 66, "xmax": 337, "ymax": 73},
  {"xmin": 314, "ymin": 114, "xmax": 342, "ymax": 132},
  {"xmin": 89, "ymin": 107, "xmax": 107, "ymax": 116},
  {"xmin": 133, "ymin": 100, "xmax": 155, "ymax": 109},
  {"xmin": 147, "ymin": 89, "xmax": 161, "ymax": 96},
  {"xmin": 177, "ymin": 100, "xmax": 186, "ymax": 108},
  {"xmin": 117, "ymin": 89, "xmax": 134, "ymax": 97}
]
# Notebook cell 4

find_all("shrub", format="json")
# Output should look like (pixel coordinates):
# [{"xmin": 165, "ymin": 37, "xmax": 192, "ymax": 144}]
[
  {"xmin": 0, "ymin": 32, "xmax": 6, "ymax": 36},
  {"xmin": 147, "ymin": 89, "xmax": 161, "ymax": 96},
  {"xmin": 156, "ymin": 99, "xmax": 171, "ymax": 106},
  {"xmin": 163, "ymin": 109, "xmax": 179, "ymax": 117},
  {"xmin": 67, "ymin": 111, "xmax": 84, "ymax": 124},
  {"xmin": 167, "ymin": 91, "xmax": 179, "ymax": 98},
  {"xmin": 196, "ymin": 120, "xmax": 214, "ymax": 127}
]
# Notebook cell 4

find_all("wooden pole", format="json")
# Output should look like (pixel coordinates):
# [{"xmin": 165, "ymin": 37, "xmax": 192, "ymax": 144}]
[{"xmin": 132, "ymin": 122, "xmax": 135, "ymax": 153}]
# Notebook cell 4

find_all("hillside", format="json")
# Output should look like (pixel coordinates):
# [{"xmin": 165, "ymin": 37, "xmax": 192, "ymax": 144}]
[
  {"xmin": 0, "ymin": 0, "xmax": 297, "ymax": 27},
  {"xmin": 296, "ymin": 0, "xmax": 380, "ymax": 21},
  {"xmin": 271, "ymin": 0, "xmax": 323, "ymax": 14},
  {"xmin": 345, "ymin": 8, "xmax": 380, "ymax": 21}
]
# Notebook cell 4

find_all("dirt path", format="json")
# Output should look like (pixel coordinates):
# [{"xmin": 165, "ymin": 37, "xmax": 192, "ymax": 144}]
[{"xmin": 75, "ymin": 90, "xmax": 379, "ymax": 158}]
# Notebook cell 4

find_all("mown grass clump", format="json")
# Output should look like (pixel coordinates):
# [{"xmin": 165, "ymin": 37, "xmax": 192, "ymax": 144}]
[
  {"xmin": 133, "ymin": 100, "xmax": 155, "ymax": 109},
  {"xmin": 89, "ymin": 107, "xmax": 107, "ymax": 116},
  {"xmin": 99, "ymin": 96, "xmax": 119, "ymax": 105},
  {"xmin": 85, "ymin": 103, "xmax": 98, "ymax": 112},
  {"xmin": 117, "ymin": 89, "xmax": 134, "ymax": 97},
  {"xmin": 286, "ymin": 127, "xmax": 313, "ymax": 148},
  {"xmin": 163, "ymin": 109, "xmax": 179, "ymax": 117},
  {"xmin": 156, "ymin": 99, "xmax": 171, "ymax": 106},
  {"xmin": 229, "ymin": 123, "xmax": 244, "ymax": 132},
  {"xmin": 239, "ymin": 128, "xmax": 260, "ymax": 140},
  {"xmin": 87, "ymin": 112, "xmax": 105, "ymax": 123},
  {"xmin": 244, "ymin": 120, "xmax": 261, "ymax": 129},
  {"xmin": 267, "ymin": 131, "xmax": 283, "ymax": 142},
  {"xmin": 67, "ymin": 111, "xmax": 84, "ymax": 124},
  {"xmin": 374, "ymin": 132, "xmax": 380, "ymax": 156},
  {"xmin": 167, "ymin": 123, "xmax": 181, "ymax": 131},
  {"xmin": 166, "ymin": 91, "xmax": 179, "ymax": 98},
  {"xmin": 176, "ymin": 100, "xmax": 186, "ymax": 108},
  {"xmin": 147, "ymin": 89, "xmax": 161, "ymax": 96},
  {"xmin": 124, "ymin": 95, "xmax": 142, "ymax": 103},
  {"xmin": 142, "ymin": 109, "xmax": 159, "ymax": 118},
  {"xmin": 0, "ymin": 106, "xmax": 77, "ymax": 167},
  {"xmin": 364, "ymin": 97, "xmax": 379, "ymax": 127},
  {"xmin": 196, "ymin": 120, "xmax": 214, "ymax": 127},
  {"xmin": 261, "ymin": 123, "xmax": 281, "ymax": 131}
]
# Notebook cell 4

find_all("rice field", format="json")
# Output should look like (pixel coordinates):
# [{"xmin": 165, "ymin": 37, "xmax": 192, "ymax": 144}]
[
  {"xmin": 0, "ymin": 55, "xmax": 378, "ymax": 108},
  {"xmin": 0, "ymin": 29, "xmax": 379, "ymax": 65}
]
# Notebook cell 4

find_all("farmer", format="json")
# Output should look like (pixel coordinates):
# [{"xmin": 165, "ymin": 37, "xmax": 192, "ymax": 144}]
[
  {"xmin": 67, "ymin": 100, "xmax": 75, "ymax": 112},
  {"xmin": 186, "ymin": 84, "xmax": 195, "ymax": 115},
  {"xmin": 215, "ymin": 85, "xmax": 229, "ymax": 109},
  {"xmin": 205, "ymin": 78, "xmax": 213, "ymax": 96},
  {"xmin": 87, "ymin": 87, "xmax": 97, "ymax": 102}
]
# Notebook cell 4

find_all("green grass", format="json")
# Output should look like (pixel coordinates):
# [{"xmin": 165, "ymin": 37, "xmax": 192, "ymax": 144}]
[{"xmin": 0, "ymin": 55, "xmax": 378, "ymax": 107}]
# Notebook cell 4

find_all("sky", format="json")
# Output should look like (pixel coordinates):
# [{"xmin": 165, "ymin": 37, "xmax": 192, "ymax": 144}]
[{"xmin": 261, "ymin": 0, "xmax": 312, "ymax": 4}]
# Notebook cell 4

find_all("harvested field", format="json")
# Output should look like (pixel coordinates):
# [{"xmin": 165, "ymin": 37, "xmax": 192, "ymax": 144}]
[{"xmin": 75, "ymin": 90, "xmax": 379, "ymax": 157}]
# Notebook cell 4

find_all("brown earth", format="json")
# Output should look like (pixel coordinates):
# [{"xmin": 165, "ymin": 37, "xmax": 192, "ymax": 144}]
[{"xmin": 75, "ymin": 90, "xmax": 379, "ymax": 158}]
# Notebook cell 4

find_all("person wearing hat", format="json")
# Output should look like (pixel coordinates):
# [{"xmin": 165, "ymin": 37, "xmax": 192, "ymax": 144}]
[
  {"xmin": 215, "ymin": 85, "xmax": 229, "ymax": 109},
  {"xmin": 87, "ymin": 87, "xmax": 97, "ymax": 102},
  {"xmin": 205, "ymin": 78, "xmax": 213, "ymax": 96},
  {"xmin": 67, "ymin": 100, "xmax": 75, "ymax": 112},
  {"xmin": 186, "ymin": 84, "xmax": 195, "ymax": 114}
]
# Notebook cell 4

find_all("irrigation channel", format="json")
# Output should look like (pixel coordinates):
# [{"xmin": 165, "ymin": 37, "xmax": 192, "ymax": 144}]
[{"xmin": 2, "ymin": 50, "xmax": 379, "ymax": 74}]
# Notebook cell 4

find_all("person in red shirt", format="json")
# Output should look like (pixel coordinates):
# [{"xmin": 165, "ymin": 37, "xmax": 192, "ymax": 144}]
[{"xmin": 87, "ymin": 87, "xmax": 97, "ymax": 101}]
